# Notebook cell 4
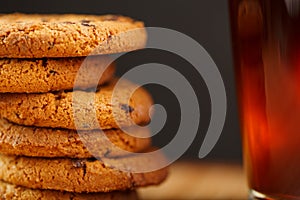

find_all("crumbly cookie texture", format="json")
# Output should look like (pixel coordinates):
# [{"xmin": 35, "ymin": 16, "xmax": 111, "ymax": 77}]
[
  {"xmin": 0, "ymin": 118, "xmax": 151, "ymax": 158},
  {"xmin": 0, "ymin": 13, "xmax": 146, "ymax": 58},
  {"xmin": 0, "ymin": 78, "xmax": 153, "ymax": 130},
  {"xmin": 0, "ymin": 180, "xmax": 138, "ymax": 200},
  {"xmin": 0, "ymin": 153, "xmax": 168, "ymax": 193},
  {"xmin": 0, "ymin": 56, "xmax": 115, "ymax": 93}
]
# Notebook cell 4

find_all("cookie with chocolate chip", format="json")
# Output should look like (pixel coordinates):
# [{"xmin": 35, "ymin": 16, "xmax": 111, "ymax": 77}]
[
  {"xmin": 0, "ymin": 152, "xmax": 168, "ymax": 193},
  {"xmin": 0, "ymin": 56, "xmax": 115, "ymax": 93},
  {"xmin": 0, "ymin": 13, "xmax": 146, "ymax": 58},
  {"xmin": 0, "ymin": 79, "xmax": 153, "ymax": 130},
  {"xmin": 0, "ymin": 118, "xmax": 151, "ymax": 158}
]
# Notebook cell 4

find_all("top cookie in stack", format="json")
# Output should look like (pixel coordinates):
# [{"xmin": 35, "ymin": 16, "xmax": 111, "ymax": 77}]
[
  {"xmin": 0, "ymin": 13, "xmax": 146, "ymax": 58},
  {"xmin": 0, "ymin": 13, "xmax": 167, "ymax": 199}
]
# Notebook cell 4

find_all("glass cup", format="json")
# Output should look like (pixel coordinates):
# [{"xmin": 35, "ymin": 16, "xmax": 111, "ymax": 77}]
[{"xmin": 229, "ymin": 0, "xmax": 300, "ymax": 199}]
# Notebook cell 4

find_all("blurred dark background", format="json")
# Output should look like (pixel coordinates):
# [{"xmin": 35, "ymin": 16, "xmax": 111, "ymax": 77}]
[{"xmin": 0, "ymin": 0, "xmax": 242, "ymax": 162}]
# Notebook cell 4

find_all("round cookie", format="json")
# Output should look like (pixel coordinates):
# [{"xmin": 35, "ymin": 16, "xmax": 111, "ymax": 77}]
[
  {"xmin": 0, "ymin": 13, "xmax": 146, "ymax": 58},
  {"xmin": 0, "ymin": 56, "xmax": 115, "ymax": 93},
  {"xmin": 0, "ymin": 118, "xmax": 151, "ymax": 158},
  {"xmin": 0, "ymin": 153, "xmax": 168, "ymax": 193},
  {"xmin": 0, "ymin": 180, "xmax": 138, "ymax": 200},
  {"xmin": 0, "ymin": 78, "xmax": 153, "ymax": 130}
]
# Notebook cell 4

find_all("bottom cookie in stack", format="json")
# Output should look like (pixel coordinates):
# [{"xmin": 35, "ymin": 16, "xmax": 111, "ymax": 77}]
[
  {"xmin": 0, "ymin": 181, "xmax": 138, "ymax": 200},
  {"xmin": 0, "ymin": 118, "xmax": 168, "ymax": 199}
]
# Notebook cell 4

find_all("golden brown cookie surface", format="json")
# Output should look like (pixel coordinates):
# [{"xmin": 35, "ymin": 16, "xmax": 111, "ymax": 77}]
[
  {"xmin": 0, "ymin": 56, "xmax": 115, "ymax": 93},
  {"xmin": 0, "ymin": 13, "xmax": 146, "ymax": 58},
  {"xmin": 0, "ymin": 79, "xmax": 153, "ymax": 130},
  {"xmin": 0, "ymin": 118, "xmax": 151, "ymax": 158},
  {"xmin": 0, "ymin": 180, "xmax": 138, "ymax": 200},
  {"xmin": 0, "ymin": 153, "xmax": 168, "ymax": 193}
]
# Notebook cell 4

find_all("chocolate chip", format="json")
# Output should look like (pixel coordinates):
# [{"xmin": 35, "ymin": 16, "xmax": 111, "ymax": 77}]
[
  {"xmin": 14, "ymin": 112, "xmax": 20, "ymax": 118},
  {"xmin": 81, "ymin": 20, "xmax": 91, "ymax": 26},
  {"xmin": 80, "ymin": 20, "xmax": 94, "ymax": 27},
  {"xmin": 81, "ymin": 20, "xmax": 91, "ymax": 23},
  {"xmin": 47, "ymin": 41, "xmax": 54, "ymax": 50},
  {"xmin": 120, "ymin": 104, "xmax": 134, "ymax": 114},
  {"xmin": 72, "ymin": 159, "xmax": 86, "ymax": 168},
  {"xmin": 63, "ymin": 21, "xmax": 76, "ymax": 24},
  {"xmin": 81, "ymin": 22, "xmax": 95, "ymax": 27},
  {"xmin": 81, "ymin": 23, "xmax": 89, "ymax": 26},
  {"xmin": 54, "ymin": 91, "xmax": 64, "ymax": 100},
  {"xmin": 49, "ymin": 70, "xmax": 57, "ymax": 75}
]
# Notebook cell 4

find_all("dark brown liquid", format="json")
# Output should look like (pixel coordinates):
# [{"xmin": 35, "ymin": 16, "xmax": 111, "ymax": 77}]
[{"xmin": 230, "ymin": 0, "xmax": 300, "ymax": 199}]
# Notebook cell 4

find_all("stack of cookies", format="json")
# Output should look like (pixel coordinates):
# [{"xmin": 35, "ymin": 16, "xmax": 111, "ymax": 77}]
[{"xmin": 0, "ymin": 13, "xmax": 167, "ymax": 199}]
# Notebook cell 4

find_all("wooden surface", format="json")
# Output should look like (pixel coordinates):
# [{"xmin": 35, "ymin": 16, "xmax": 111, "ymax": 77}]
[{"xmin": 139, "ymin": 161, "xmax": 248, "ymax": 200}]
